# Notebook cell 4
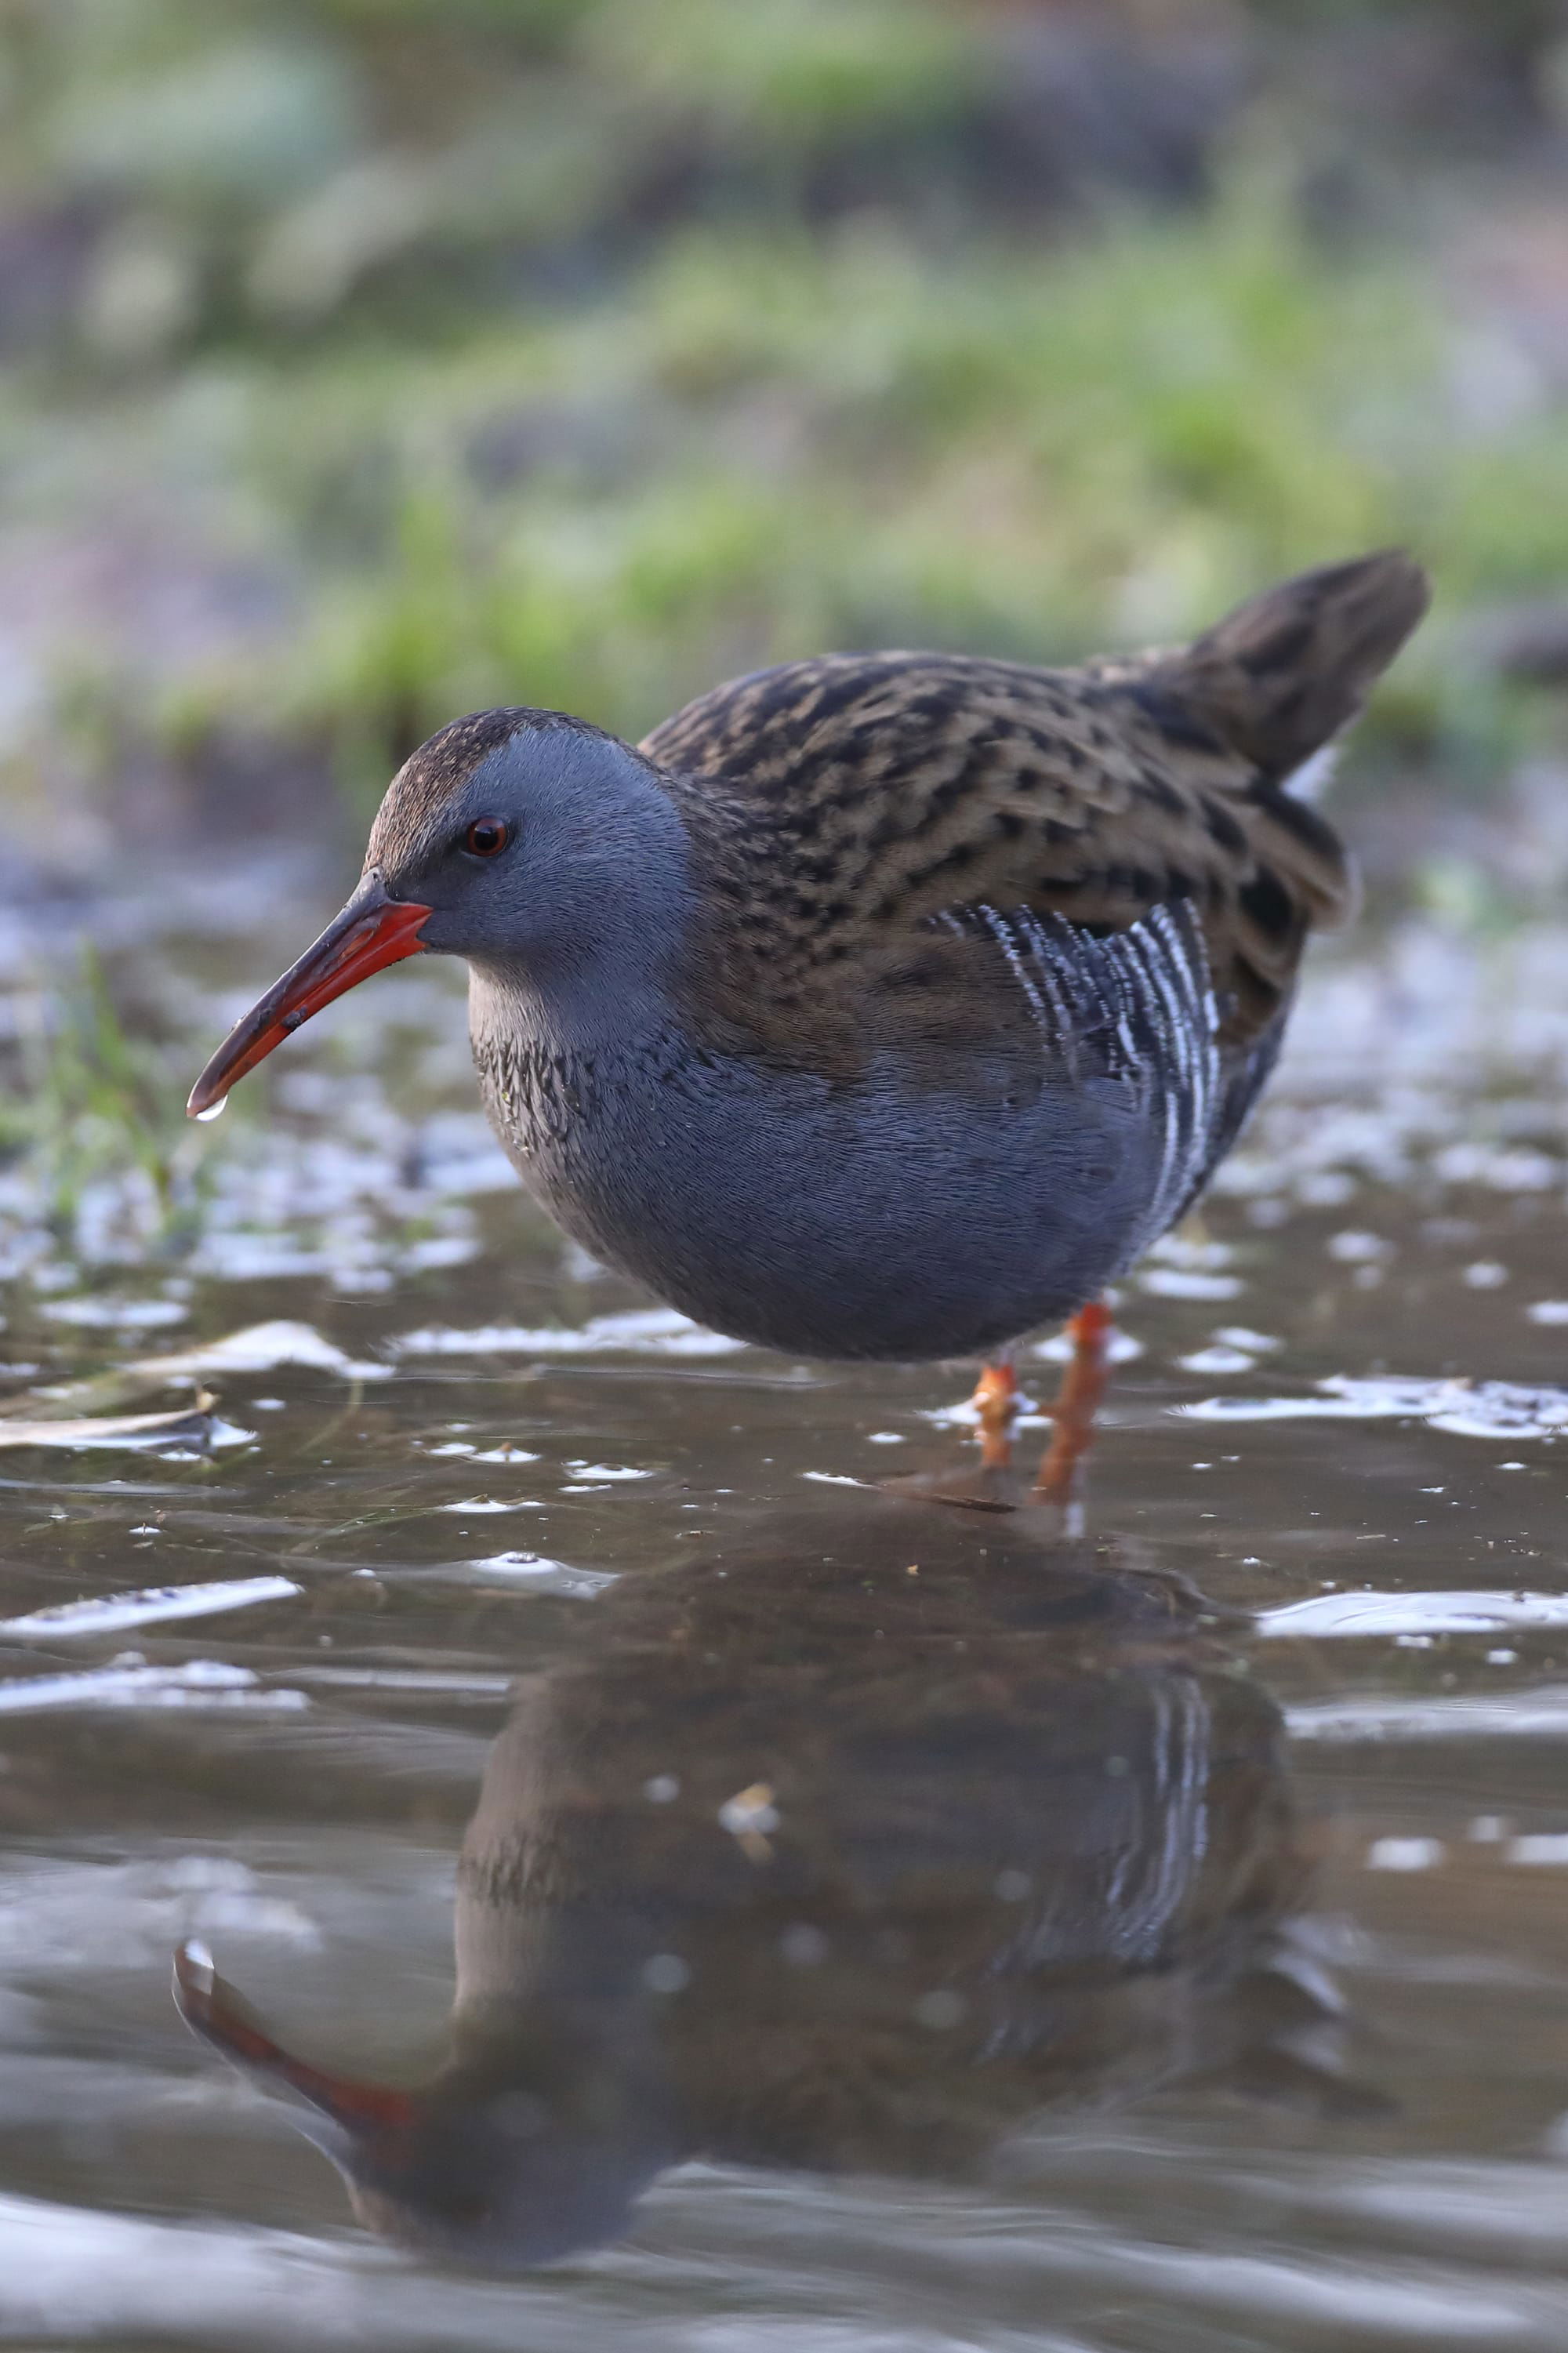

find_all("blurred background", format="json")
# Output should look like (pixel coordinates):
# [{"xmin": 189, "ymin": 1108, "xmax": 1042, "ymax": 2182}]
[
  {"xmin": 5, "ymin": 0, "xmax": 1568, "ymax": 916},
  {"xmin": 16, "ymin": 16, "xmax": 1568, "ymax": 2331}
]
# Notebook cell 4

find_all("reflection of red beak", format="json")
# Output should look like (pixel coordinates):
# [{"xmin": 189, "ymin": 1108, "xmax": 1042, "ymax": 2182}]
[
  {"xmin": 172, "ymin": 1939, "xmax": 412, "ymax": 2133},
  {"xmin": 187, "ymin": 871, "xmax": 430, "ymax": 1119}
]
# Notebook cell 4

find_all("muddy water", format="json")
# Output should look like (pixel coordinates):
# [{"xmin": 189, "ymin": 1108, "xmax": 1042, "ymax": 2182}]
[{"xmin": 4, "ymin": 908, "xmax": 1568, "ymax": 2348}]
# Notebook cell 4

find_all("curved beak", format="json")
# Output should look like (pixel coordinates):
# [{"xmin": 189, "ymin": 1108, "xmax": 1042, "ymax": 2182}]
[
  {"xmin": 187, "ymin": 871, "xmax": 431, "ymax": 1119},
  {"xmin": 172, "ymin": 1939, "xmax": 413, "ymax": 2136}
]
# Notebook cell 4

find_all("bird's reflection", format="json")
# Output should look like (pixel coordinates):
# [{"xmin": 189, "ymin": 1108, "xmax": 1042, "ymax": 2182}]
[{"xmin": 176, "ymin": 1506, "xmax": 1339, "ymax": 2268}]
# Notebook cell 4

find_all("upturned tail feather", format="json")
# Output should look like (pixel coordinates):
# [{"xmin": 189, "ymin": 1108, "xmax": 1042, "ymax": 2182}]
[{"xmin": 1161, "ymin": 549, "xmax": 1430, "ymax": 783}]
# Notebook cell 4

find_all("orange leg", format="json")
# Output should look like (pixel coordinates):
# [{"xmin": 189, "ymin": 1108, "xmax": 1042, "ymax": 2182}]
[
  {"xmin": 971, "ymin": 1358, "xmax": 1019, "ymax": 1470},
  {"xmin": 1034, "ymin": 1299, "xmax": 1113, "ymax": 1508}
]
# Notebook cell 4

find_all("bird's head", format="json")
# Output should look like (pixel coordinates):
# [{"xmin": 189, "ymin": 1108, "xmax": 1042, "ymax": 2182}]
[
  {"xmin": 172, "ymin": 1941, "xmax": 673, "ymax": 2268},
  {"xmin": 187, "ymin": 708, "xmax": 690, "ymax": 1117}
]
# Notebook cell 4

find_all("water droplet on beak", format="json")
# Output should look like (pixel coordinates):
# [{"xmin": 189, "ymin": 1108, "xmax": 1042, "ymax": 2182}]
[{"xmin": 195, "ymin": 1099, "xmax": 227, "ymax": 1124}]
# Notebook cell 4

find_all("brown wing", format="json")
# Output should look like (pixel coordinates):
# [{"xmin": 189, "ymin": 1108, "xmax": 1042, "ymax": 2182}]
[{"xmin": 644, "ymin": 553, "xmax": 1428, "ymax": 1055}]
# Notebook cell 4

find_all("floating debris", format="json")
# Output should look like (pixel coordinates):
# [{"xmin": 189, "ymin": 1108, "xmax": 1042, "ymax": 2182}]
[
  {"xmin": 465, "ymin": 1552, "xmax": 615, "ymax": 1598},
  {"xmin": 0, "ymin": 1575, "xmax": 299, "ymax": 1639},
  {"xmin": 718, "ymin": 1782, "xmax": 779, "ymax": 1864},
  {"xmin": 26, "ymin": 1322, "xmax": 390, "ymax": 1422},
  {"xmin": 131, "ymin": 1320, "xmax": 390, "ymax": 1384},
  {"xmin": 0, "ymin": 1401, "xmax": 241, "ymax": 1452},
  {"xmin": 437, "ymin": 1496, "xmax": 534, "ymax": 1515},
  {"xmin": 719, "ymin": 1784, "xmax": 780, "ymax": 1836}
]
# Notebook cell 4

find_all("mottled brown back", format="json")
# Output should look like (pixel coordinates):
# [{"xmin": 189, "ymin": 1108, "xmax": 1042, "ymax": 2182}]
[{"xmin": 643, "ymin": 552, "xmax": 1428, "ymax": 1063}]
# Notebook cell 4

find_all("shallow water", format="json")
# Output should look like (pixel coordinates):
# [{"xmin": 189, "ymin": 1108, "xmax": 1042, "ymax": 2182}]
[{"xmin": 4, "ymin": 907, "xmax": 1568, "ymax": 2347}]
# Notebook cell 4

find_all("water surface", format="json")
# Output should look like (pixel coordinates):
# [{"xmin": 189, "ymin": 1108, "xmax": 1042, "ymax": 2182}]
[{"xmin": 2, "ymin": 906, "xmax": 1568, "ymax": 2348}]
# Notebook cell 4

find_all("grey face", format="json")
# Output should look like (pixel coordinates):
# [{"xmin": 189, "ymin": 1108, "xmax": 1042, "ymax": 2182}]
[
  {"xmin": 365, "ymin": 721, "xmax": 693, "ymax": 993},
  {"xmin": 183, "ymin": 708, "xmax": 697, "ymax": 1120}
]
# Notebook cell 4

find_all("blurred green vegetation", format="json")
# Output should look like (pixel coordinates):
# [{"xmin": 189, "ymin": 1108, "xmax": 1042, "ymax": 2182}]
[
  {"xmin": 3, "ymin": 0, "xmax": 1568, "ymax": 837},
  {"xmin": 0, "ymin": 944, "xmax": 204, "ymax": 1239}
]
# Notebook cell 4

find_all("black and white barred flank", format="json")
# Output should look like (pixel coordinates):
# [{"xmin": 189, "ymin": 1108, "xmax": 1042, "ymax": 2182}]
[
  {"xmin": 937, "ymin": 898, "xmax": 1224, "ymax": 1237},
  {"xmin": 984, "ymin": 1666, "xmax": 1216, "ymax": 1994}
]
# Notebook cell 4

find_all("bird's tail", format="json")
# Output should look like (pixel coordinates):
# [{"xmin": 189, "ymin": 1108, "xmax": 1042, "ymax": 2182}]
[{"xmin": 1161, "ymin": 550, "xmax": 1430, "ymax": 784}]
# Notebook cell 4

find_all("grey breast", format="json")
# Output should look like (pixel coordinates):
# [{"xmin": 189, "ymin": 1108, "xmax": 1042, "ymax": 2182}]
[{"xmin": 471, "ymin": 903, "xmax": 1226, "ymax": 1361}]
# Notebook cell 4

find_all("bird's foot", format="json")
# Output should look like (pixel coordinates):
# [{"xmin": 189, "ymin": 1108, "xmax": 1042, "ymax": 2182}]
[
  {"xmin": 971, "ymin": 1357, "xmax": 1020, "ymax": 1471},
  {"xmin": 877, "ymin": 1356, "xmax": 1027, "ymax": 1508},
  {"xmin": 1033, "ymin": 1298, "xmax": 1113, "ymax": 1519},
  {"xmin": 883, "ymin": 1325, "xmax": 1110, "ymax": 1516}
]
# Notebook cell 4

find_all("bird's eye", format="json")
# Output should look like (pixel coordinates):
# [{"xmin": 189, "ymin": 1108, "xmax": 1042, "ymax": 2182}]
[{"xmin": 463, "ymin": 818, "xmax": 510, "ymax": 859}]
